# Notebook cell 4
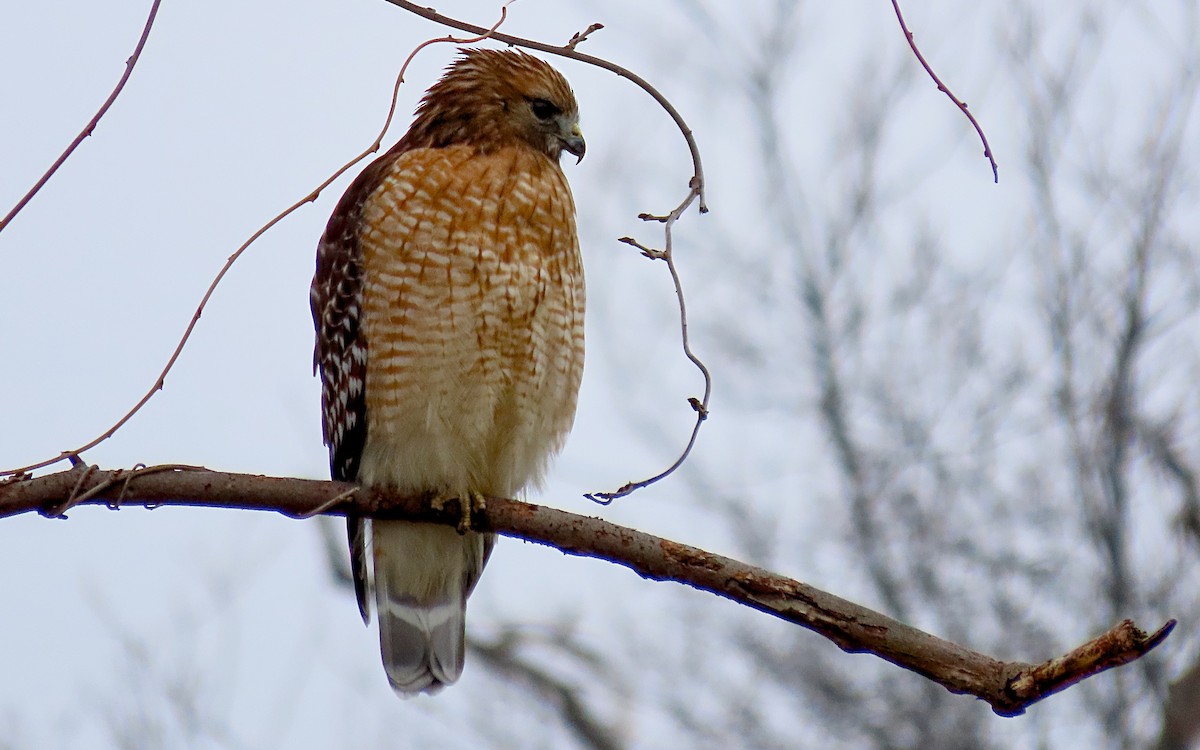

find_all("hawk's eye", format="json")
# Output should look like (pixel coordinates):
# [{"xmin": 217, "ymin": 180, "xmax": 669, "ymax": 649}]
[{"xmin": 529, "ymin": 98, "xmax": 560, "ymax": 121}]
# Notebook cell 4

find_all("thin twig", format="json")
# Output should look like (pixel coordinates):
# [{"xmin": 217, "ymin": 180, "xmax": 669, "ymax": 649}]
[
  {"xmin": 0, "ymin": 7, "xmax": 512, "ymax": 479},
  {"xmin": 51, "ymin": 462, "xmax": 204, "ymax": 517},
  {"xmin": 566, "ymin": 23, "xmax": 605, "ymax": 51},
  {"xmin": 586, "ymin": 181, "xmax": 711, "ymax": 503},
  {"xmin": 299, "ymin": 486, "xmax": 358, "ymax": 519},
  {"xmin": 60, "ymin": 462, "xmax": 98, "ymax": 517},
  {"xmin": 891, "ymin": 0, "xmax": 998, "ymax": 183},
  {"xmin": 0, "ymin": 0, "xmax": 163, "ymax": 234},
  {"xmin": 0, "ymin": 464, "xmax": 1174, "ymax": 717}
]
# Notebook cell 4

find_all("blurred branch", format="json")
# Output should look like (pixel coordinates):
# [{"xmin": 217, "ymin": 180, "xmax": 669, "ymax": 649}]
[
  {"xmin": 0, "ymin": 0, "xmax": 162, "ymax": 234},
  {"xmin": 0, "ymin": 463, "xmax": 1175, "ymax": 717},
  {"xmin": 471, "ymin": 631, "xmax": 625, "ymax": 750},
  {"xmin": 1156, "ymin": 657, "xmax": 1200, "ymax": 750},
  {"xmin": 1136, "ymin": 418, "xmax": 1200, "ymax": 545},
  {"xmin": 807, "ymin": 268, "xmax": 909, "ymax": 620}
]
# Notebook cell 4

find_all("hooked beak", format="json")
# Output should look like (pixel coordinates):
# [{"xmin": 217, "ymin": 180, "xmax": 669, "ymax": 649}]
[{"xmin": 560, "ymin": 121, "xmax": 586, "ymax": 164}]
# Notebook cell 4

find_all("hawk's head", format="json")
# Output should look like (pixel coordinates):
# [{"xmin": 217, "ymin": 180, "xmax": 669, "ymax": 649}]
[{"xmin": 404, "ymin": 48, "xmax": 585, "ymax": 163}]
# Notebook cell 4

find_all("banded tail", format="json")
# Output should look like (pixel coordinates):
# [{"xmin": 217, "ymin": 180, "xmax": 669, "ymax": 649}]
[{"xmin": 370, "ymin": 520, "xmax": 492, "ymax": 695}]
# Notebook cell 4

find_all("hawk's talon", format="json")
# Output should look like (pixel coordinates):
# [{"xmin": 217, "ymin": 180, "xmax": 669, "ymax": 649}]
[
  {"xmin": 463, "ymin": 491, "xmax": 487, "ymax": 534},
  {"xmin": 429, "ymin": 491, "xmax": 485, "ymax": 534}
]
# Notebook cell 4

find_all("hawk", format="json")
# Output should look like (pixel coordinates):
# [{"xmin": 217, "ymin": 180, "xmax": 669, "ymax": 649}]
[{"xmin": 310, "ymin": 48, "xmax": 586, "ymax": 695}]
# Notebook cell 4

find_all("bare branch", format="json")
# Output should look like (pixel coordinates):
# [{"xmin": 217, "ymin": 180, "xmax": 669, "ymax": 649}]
[
  {"xmin": 587, "ymin": 185, "xmax": 712, "ymax": 504},
  {"xmin": 890, "ymin": 0, "xmax": 999, "ymax": 182},
  {"xmin": 0, "ymin": 0, "xmax": 163, "ymax": 234},
  {"xmin": 0, "ymin": 464, "xmax": 1172, "ymax": 718}
]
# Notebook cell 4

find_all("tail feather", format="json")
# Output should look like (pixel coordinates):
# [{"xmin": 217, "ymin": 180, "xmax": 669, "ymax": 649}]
[
  {"xmin": 347, "ymin": 514, "xmax": 370, "ymax": 625},
  {"xmin": 376, "ymin": 586, "xmax": 465, "ymax": 695},
  {"xmin": 372, "ymin": 521, "xmax": 488, "ymax": 697}
]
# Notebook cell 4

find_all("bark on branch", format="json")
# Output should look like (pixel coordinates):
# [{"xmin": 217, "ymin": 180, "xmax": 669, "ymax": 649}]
[{"xmin": 0, "ymin": 464, "xmax": 1174, "ymax": 717}]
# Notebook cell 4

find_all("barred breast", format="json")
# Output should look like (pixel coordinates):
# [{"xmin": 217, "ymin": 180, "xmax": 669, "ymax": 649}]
[{"xmin": 356, "ymin": 143, "xmax": 585, "ymax": 499}]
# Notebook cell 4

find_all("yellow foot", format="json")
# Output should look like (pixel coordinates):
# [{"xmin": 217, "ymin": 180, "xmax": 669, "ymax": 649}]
[{"xmin": 430, "ymin": 490, "xmax": 487, "ymax": 534}]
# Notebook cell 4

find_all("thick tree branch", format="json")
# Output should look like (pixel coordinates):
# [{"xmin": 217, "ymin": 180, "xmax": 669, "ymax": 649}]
[{"xmin": 0, "ymin": 464, "xmax": 1173, "ymax": 717}]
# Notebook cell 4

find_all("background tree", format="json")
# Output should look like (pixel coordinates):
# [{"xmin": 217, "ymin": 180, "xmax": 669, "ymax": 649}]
[{"xmin": 584, "ymin": 2, "xmax": 1200, "ymax": 748}]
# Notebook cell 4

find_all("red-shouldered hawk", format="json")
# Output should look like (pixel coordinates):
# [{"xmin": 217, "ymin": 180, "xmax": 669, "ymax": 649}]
[{"xmin": 310, "ymin": 49, "xmax": 585, "ymax": 696}]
